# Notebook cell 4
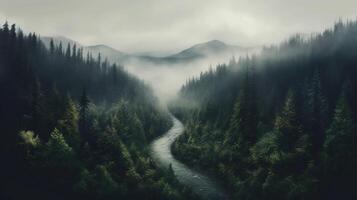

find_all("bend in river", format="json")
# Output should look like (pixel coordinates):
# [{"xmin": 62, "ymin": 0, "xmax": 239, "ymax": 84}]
[{"xmin": 150, "ymin": 115, "xmax": 229, "ymax": 200}]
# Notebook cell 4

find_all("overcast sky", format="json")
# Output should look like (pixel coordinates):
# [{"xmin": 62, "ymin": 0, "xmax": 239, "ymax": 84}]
[{"xmin": 0, "ymin": 0, "xmax": 356, "ymax": 53}]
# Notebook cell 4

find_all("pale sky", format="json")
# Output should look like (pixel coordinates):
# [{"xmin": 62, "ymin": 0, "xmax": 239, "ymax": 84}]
[{"xmin": 0, "ymin": 0, "xmax": 356, "ymax": 53}]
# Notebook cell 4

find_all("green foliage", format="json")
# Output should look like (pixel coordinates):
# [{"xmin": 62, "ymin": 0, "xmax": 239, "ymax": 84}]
[
  {"xmin": 73, "ymin": 168, "xmax": 95, "ymax": 195},
  {"xmin": 171, "ymin": 21, "xmax": 357, "ymax": 200},
  {"xmin": 324, "ymin": 93, "xmax": 356, "ymax": 159},
  {"xmin": 19, "ymin": 130, "xmax": 40, "ymax": 148},
  {"xmin": 274, "ymin": 91, "xmax": 305, "ymax": 153},
  {"xmin": 94, "ymin": 165, "xmax": 120, "ymax": 199},
  {"xmin": 251, "ymin": 132, "xmax": 279, "ymax": 166},
  {"xmin": 58, "ymin": 95, "xmax": 80, "ymax": 149},
  {"xmin": 43, "ymin": 128, "xmax": 74, "ymax": 167},
  {"xmin": 323, "ymin": 92, "xmax": 357, "ymax": 199}
]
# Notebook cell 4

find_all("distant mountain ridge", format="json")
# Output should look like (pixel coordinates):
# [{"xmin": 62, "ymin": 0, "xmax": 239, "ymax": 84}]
[
  {"xmin": 172, "ymin": 40, "xmax": 247, "ymax": 58},
  {"xmin": 85, "ymin": 44, "xmax": 129, "ymax": 62},
  {"xmin": 41, "ymin": 36, "xmax": 129, "ymax": 63},
  {"xmin": 41, "ymin": 36, "xmax": 82, "ymax": 48},
  {"xmin": 41, "ymin": 36, "xmax": 256, "ymax": 65}
]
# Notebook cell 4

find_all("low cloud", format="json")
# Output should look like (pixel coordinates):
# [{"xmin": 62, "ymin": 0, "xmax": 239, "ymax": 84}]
[{"xmin": 1, "ymin": 0, "xmax": 356, "ymax": 53}]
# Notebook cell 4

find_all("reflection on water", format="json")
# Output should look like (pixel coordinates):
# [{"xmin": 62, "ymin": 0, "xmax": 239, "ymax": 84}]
[{"xmin": 150, "ymin": 115, "xmax": 228, "ymax": 200}]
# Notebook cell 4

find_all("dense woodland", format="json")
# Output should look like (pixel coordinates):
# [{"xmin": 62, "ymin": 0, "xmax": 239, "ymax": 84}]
[
  {"xmin": 0, "ymin": 22, "xmax": 197, "ymax": 200},
  {"xmin": 171, "ymin": 20, "xmax": 357, "ymax": 200}
]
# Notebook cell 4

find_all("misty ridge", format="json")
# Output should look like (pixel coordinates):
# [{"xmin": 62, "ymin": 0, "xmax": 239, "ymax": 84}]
[
  {"xmin": 41, "ymin": 36, "xmax": 260, "ymax": 102},
  {"xmin": 1, "ymin": 1, "xmax": 357, "ymax": 199}
]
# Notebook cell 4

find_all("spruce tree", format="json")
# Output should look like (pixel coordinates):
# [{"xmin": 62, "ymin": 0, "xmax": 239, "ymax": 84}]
[
  {"xmin": 79, "ymin": 88, "xmax": 90, "ymax": 145},
  {"xmin": 65, "ymin": 43, "xmax": 71, "ymax": 59},
  {"xmin": 58, "ymin": 95, "xmax": 80, "ymax": 149},
  {"xmin": 50, "ymin": 39, "xmax": 55, "ymax": 54},
  {"xmin": 307, "ymin": 69, "xmax": 329, "ymax": 152},
  {"xmin": 72, "ymin": 44, "xmax": 77, "ymax": 59},
  {"xmin": 274, "ymin": 90, "xmax": 304, "ymax": 152},
  {"xmin": 228, "ymin": 60, "xmax": 257, "ymax": 150},
  {"xmin": 323, "ymin": 92, "xmax": 357, "ymax": 199}
]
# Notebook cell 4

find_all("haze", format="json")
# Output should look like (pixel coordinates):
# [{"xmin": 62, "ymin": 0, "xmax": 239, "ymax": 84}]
[{"xmin": 1, "ymin": 0, "xmax": 357, "ymax": 53}]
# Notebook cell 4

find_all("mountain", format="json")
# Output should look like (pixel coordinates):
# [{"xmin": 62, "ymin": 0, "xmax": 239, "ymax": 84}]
[
  {"xmin": 41, "ymin": 36, "xmax": 256, "ymax": 65},
  {"xmin": 133, "ymin": 40, "xmax": 255, "ymax": 64},
  {"xmin": 41, "ymin": 36, "xmax": 130, "ymax": 64},
  {"xmin": 85, "ymin": 44, "xmax": 129, "ymax": 63},
  {"xmin": 41, "ymin": 36, "xmax": 82, "ymax": 49},
  {"xmin": 171, "ymin": 40, "xmax": 249, "ymax": 58}
]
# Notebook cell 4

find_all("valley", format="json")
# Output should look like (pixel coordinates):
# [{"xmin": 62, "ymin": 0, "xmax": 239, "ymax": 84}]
[{"xmin": 1, "ymin": 1, "xmax": 357, "ymax": 199}]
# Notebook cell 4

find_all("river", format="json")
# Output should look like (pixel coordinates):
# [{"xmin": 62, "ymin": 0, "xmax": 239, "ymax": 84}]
[{"xmin": 150, "ymin": 115, "xmax": 229, "ymax": 200}]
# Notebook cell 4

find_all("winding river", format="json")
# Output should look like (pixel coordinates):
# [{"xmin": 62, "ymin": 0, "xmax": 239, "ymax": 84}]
[{"xmin": 150, "ymin": 115, "xmax": 229, "ymax": 200}]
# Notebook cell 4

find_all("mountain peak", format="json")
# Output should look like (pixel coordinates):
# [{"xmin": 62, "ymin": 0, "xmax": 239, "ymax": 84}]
[
  {"xmin": 86, "ymin": 44, "xmax": 127, "ymax": 57},
  {"xmin": 205, "ymin": 40, "xmax": 226, "ymax": 46},
  {"xmin": 87, "ymin": 44, "xmax": 117, "ymax": 51},
  {"xmin": 171, "ymin": 39, "xmax": 234, "ymax": 59},
  {"xmin": 193, "ymin": 40, "xmax": 227, "ymax": 49}
]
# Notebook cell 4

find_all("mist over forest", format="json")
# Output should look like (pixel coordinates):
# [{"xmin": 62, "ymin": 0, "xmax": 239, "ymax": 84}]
[{"xmin": 1, "ymin": 1, "xmax": 357, "ymax": 200}]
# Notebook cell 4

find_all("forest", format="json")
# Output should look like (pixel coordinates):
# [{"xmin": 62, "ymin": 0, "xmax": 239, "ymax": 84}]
[
  {"xmin": 1, "ymin": 17, "xmax": 357, "ymax": 200},
  {"xmin": 170, "ymin": 20, "xmax": 357, "ymax": 200},
  {"xmin": 0, "ymin": 22, "xmax": 197, "ymax": 200}
]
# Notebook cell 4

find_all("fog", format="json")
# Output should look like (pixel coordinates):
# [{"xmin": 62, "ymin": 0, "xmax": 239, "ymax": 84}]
[
  {"xmin": 123, "ymin": 50, "xmax": 259, "ymax": 103},
  {"xmin": 1, "ymin": 0, "xmax": 357, "ymax": 53},
  {"xmin": 3, "ymin": 0, "xmax": 356, "ymax": 103}
]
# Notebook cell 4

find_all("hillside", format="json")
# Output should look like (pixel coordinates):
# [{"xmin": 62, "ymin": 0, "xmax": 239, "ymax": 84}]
[
  {"xmin": 0, "ymin": 22, "xmax": 196, "ymax": 200},
  {"xmin": 170, "ymin": 21, "xmax": 357, "ymax": 200}
]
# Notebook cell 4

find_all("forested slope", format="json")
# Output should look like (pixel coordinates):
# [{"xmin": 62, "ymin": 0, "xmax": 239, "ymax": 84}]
[
  {"xmin": 0, "ymin": 22, "xmax": 196, "ymax": 200},
  {"xmin": 170, "ymin": 20, "xmax": 357, "ymax": 200}
]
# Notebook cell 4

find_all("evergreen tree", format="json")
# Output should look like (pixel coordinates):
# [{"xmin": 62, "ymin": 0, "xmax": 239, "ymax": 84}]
[
  {"xmin": 307, "ymin": 69, "xmax": 329, "ymax": 152},
  {"xmin": 30, "ymin": 78, "xmax": 43, "ymax": 134},
  {"xmin": 97, "ymin": 53, "xmax": 101, "ymax": 68},
  {"xmin": 323, "ymin": 92, "xmax": 357, "ymax": 199},
  {"xmin": 40, "ymin": 128, "xmax": 77, "ymax": 190},
  {"xmin": 72, "ymin": 44, "xmax": 77, "ymax": 59},
  {"xmin": 47, "ymin": 85, "xmax": 65, "ymax": 133},
  {"xmin": 227, "ymin": 61, "xmax": 258, "ymax": 151},
  {"xmin": 58, "ymin": 95, "xmax": 80, "ymax": 149},
  {"xmin": 2, "ymin": 21, "xmax": 9, "ymax": 36},
  {"xmin": 274, "ymin": 90, "xmax": 305, "ymax": 153},
  {"xmin": 10, "ymin": 24, "xmax": 16, "ymax": 45},
  {"xmin": 49, "ymin": 39, "xmax": 55, "ymax": 54},
  {"xmin": 65, "ymin": 43, "xmax": 71, "ymax": 59},
  {"xmin": 57, "ymin": 41, "xmax": 63, "ymax": 55},
  {"xmin": 79, "ymin": 88, "xmax": 90, "ymax": 145},
  {"xmin": 112, "ymin": 64, "xmax": 118, "ymax": 85}
]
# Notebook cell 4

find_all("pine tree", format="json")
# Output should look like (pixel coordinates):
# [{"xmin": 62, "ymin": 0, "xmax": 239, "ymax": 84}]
[
  {"xmin": 274, "ymin": 90, "xmax": 307, "ymax": 153},
  {"xmin": 307, "ymin": 70, "xmax": 329, "ymax": 152},
  {"xmin": 97, "ymin": 53, "xmax": 101, "ymax": 68},
  {"xmin": 48, "ymin": 85, "xmax": 65, "ymax": 126},
  {"xmin": 228, "ymin": 60, "xmax": 258, "ymax": 150},
  {"xmin": 50, "ymin": 39, "xmax": 55, "ymax": 54},
  {"xmin": 65, "ymin": 43, "xmax": 71, "ymax": 59},
  {"xmin": 10, "ymin": 24, "xmax": 16, "ymax": 44},
  {"xmin": 57, "ymin": 41, "xmax": 63, "ymax": 55},
  {"xmin": 323, "ymin": 92, "xmax": 357, "ymax": 199},
  {"xmin": 112, "ymin": 64, "xmax": 118, "ymax": 85},
  {"xmin": 41, "ymin": 128, "xmax": 75, "ymax": 180},
  {"xmin": 58, "ymin": 95, "xmax": 80, "ymax": 149},
  {"xmin": 30, "ymin": 78, "xmax": 43, "ymax": 134},
  {"xmin": 72, "ymin": 44, "xmax": 77, "ymax": 59},
  {"xmin": 79, "ymin": 88, "xmax": 90, "ymax": 145},
  {"xmin": 2, "ymin": 21, "xmax": 9, "ymax": 36}
]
